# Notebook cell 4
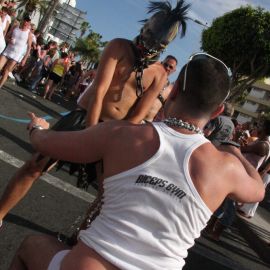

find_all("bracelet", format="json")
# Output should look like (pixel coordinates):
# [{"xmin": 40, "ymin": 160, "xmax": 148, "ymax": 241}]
[{"xmin": 29, "ymin": 125, "xmax": 44, "ymax": 136}]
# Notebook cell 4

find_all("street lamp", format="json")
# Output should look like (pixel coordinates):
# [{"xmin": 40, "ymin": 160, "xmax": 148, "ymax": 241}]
[{"xmin": 187, "ymin": 17, "xmax": 208, "ymax": 28}]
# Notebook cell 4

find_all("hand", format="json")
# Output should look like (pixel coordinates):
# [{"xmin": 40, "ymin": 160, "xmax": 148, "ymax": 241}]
[
  {"xmin": 10, "ymin": 38, "xmax": 16, "ymax": 45},
  {"xmin": 217, "ymin": 144, "xmax": 242, "ymax": 156},
  {"xmin": 27, "ymin": 112, "xmax": 50, "ymax": 131},
  {"xmin": 20, "ymin": 59, "xmax": 26, "ymax": 67}
]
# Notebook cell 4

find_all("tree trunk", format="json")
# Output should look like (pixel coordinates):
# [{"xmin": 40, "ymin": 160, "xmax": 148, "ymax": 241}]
[{"xmin": 38, "ymin": 0, "xmax": 60, "ymax": 34}]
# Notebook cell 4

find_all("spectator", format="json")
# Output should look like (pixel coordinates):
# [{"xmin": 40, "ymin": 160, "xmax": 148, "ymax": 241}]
[
  {"xmin": 42, "ymin": 52, "xmax": 69, "ymax": 100},
  {"xmin": 144, "ymin": 55, "xmax": 178, "ymax": 122},
  {"xmin": 0, "ymin": 15, "xmax": 32, "ymax": 88}
]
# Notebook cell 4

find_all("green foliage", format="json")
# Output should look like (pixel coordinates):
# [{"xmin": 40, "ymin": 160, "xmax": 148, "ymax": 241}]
[
  {"xmin": 74, "ymin": 31, "xmax": 107, "ymax": 64},
  {"xmin": 80, "ymin": 21, "xmax": 90, "ymax": 37},
  {"xmin": 16, "ymin": 0, "xmax": 48, "ymax": 16},
  {"xmin": 201, "ymin": 6, "xmax": 270, "ymax": 101}
]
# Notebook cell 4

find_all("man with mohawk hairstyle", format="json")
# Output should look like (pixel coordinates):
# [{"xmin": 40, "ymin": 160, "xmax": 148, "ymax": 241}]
[
  {"xmin": 0, "ymin": 0, "xmax": 190, "ymax": 231},
  {"xmin": 82, "ymin": 0, "xmax": 191, "ymax": 126}
]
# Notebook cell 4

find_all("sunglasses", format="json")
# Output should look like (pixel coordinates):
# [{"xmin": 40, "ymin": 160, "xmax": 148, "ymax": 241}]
[
  {"xmin": 182, "ymin": 52, "xmax": 231, "ymax": 101},
  {"xmin": 163, "ymin": 62, "xmax": 174, "ymax": 70}
]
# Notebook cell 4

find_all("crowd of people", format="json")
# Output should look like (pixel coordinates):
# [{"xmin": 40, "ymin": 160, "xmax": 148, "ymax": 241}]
[
  {"xmin": 203, "ymin": 104, "xmax": 270, "ymax": 240},
  {"xmin": 0, "ymin": 1, "xmax": 269, "ymax": 270},
  {"xmin": 0, "ymin": 1, "xmax": 96, "ymax": 102}
]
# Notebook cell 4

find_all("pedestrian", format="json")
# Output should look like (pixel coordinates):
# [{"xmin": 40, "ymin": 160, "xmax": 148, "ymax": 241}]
[
  {"xmin": 0, "ymin": 9, "xmax": 6, "ymax": 54},
  {"xmin": 144, "ymin": 55, "xmax": 178, "ymax": 122},
  {"xmin": 237, "ymin": 119, "xmax": 270, "ymax": 218},
  {"xmin": 0, "ymin": 15, "xmax": 32, "ymax": 88},
  {"xmin": 0, "ymin": 6, "xmax": 10, "ymax": 36},
  {"xmin": 204, "ymin": 102, "xmax": 235, "ymax": 146},
  {"xmin": 9, "ymin": 52, "xmax": 265, "ymax": 270},
  {"xmin": 202, "ymin": 102, "xmax": 237, "ymax": 240},
  {"xmin": 0, "ymin": 0, "xmax": 190, "ymax": 230},
  {"xmin": 42, "ymin": 52, "xmax": 69, "ymax": 100}
]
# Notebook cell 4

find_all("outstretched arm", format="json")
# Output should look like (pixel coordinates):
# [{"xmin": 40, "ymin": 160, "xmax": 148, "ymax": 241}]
[{"xmin": 28, "ymin": 113, "xmax": 112, "ymax": 163}]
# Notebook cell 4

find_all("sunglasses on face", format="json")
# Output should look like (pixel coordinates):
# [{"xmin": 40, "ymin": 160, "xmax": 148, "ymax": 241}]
[
  {"xmin": 163, "ymin": 62, "xmax": 174, "ymax": 70},
  {"xmin": 182, "ymin": 52, "xmax": 231, "ymax": 101}
]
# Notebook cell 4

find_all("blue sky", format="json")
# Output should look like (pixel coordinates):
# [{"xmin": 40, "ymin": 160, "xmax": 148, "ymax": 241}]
[{"xmin": 75, "ymin": 0, "xmax": 270, "ymax": 81}]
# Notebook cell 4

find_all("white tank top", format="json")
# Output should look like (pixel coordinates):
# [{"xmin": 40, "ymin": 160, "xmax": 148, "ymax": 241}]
[
  {"xmin": 1, "ymin": 14, "xmax": 11, "ymax": 31},
  {"xmin": 0, "ymin": 19, "xmax": 6, "ymax": 54},
  {"xmin": 79, "ymin": 122, "xmax": 212, "ymax": 270},
  {"xmin": 3, "ymin": 27, "xmax": 29, "ymax": 62}
]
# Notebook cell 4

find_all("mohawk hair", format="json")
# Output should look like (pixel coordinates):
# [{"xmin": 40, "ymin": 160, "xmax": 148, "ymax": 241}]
[{"xmin": 143, "ymin": 0, "xmax": 191, "ymax": 38}]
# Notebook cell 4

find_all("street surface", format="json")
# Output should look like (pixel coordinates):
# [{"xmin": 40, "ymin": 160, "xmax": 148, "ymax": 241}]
[{"xmin": 0, "ymin": 81, "xmax": 269, "ymax": 269}]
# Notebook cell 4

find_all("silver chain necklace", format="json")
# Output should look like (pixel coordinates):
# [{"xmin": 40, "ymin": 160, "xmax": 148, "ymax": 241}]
[{"xmin": 163, "ymin": 117, "xmax": 203, "ymax": 134}]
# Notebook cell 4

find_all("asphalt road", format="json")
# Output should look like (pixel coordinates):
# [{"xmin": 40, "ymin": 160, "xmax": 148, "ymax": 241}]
[{"xmin": 0, "ymin": 81, "xmax": 268, "ymax": 270}]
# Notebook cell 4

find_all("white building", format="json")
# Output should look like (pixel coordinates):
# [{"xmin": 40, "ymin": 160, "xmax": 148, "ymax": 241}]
[
  {"xmin": 19, "ymin": 0, "xmax": 79, "ymax": 44},
  {"xmin": 26, "ymin": 0, "xmax": 76, "ymax": 28},
  {"xmin": 235, "ymin": 79, "xmax": 270, "ymax": 124}
]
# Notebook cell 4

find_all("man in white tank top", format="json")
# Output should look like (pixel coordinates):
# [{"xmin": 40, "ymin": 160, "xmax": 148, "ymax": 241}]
[{"xmin": 9, "ymin": 52, "xmax": 265, "ymax": 270}]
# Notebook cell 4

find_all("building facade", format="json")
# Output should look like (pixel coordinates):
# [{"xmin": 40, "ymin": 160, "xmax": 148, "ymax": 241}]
[
  {"xmin": 48, "ymin": 2, "xmax": 86, "ymax": 46},
  {"xmin": 235, "ymin": 79, "xmax": 270, "ymax": 124},
  {"xmin": 18, "ymin": 0, "xmax": 86, "ymax": 45}
]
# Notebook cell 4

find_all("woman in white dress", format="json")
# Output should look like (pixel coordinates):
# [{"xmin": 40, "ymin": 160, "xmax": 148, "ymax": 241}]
[{"xmin": 0, "ymin": 15, "xmax": 32, "ymax": 88}]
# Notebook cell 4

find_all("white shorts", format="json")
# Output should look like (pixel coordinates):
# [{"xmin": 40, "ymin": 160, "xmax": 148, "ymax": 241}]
[{"xmin": 47, "ymin": 250, "xmax": 70, "ymax": 270}]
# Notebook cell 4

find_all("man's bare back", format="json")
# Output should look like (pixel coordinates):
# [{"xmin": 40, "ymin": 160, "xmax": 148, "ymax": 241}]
[{"xmin": 78, "ymin": 38, "xmax": 167, "ymax": 124}]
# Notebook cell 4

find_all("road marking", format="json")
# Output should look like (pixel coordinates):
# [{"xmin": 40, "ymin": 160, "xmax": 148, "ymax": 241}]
[
  {"xmin": 0, "ymin": 111, "xmax": 70, "ymax": 124},
  {"xmin": 0, "ymin": 150, "xmax": 95, "ymax": 203}
]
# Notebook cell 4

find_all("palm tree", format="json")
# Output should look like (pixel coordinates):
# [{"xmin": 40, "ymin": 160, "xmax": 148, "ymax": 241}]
[
  {"xmin": 80, "ymin": 21, "xmax": 90, "ymax": 38},
  {"xmin": 74, "ymin": 32, "xmax": 107, "ymax": 66},
  {"xmin": 16, "ymin": 0, "xmax": 48, "ymax": 17},
  {"xmin": 38, "ymin": 0, "xmax": 60, "ymax": 33}
]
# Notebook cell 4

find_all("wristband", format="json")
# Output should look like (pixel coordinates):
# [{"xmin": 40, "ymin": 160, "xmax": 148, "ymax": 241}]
[{"xmin": 29, "ymin": 125, "xmax": 44, "ymax": 136}]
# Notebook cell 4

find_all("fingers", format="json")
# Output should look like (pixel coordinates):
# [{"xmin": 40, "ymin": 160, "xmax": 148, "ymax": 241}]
[
  {"xmin": 27, "ymin": 112, "xmax": 50, "ymax": 130},
  {"xmin": 28, "ymin": 112, "xmax": 36, "ymax": 119},
  {"xmin": 27, "ymin": 112, "xmax": 36, "ymax": 130}
]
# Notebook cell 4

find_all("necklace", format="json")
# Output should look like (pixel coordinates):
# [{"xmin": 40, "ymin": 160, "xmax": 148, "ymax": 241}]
[
  {"xmin": 163, "ymin": 117, "xmax": 203, "ymax": 134},
  {"xmin": 131, "ymin": 37, "xmax": 159, "ymax": 98}
]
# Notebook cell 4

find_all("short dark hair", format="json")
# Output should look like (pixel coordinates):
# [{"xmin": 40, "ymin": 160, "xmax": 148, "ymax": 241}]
[
  {"xmin": 176, "ymin": 58, "xmax": 230, "ymax": 117},
  {"xmin": 36, "ymin": 36, "xmax": 44, "ymax": 46},
  {"xmin": 263, "ymin": 120, "xmax": 270, "ymax": 135},
  {"xmin": 61, "ymin": 52, "xmax": 68, "ymax": 59},
  {"xmin": 164, "ymin": 55, "xmax": 178, "ymax": 64},
  {"xmin": 23, "ymin": 15, "xmax": 31, "ymax": 22}
]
